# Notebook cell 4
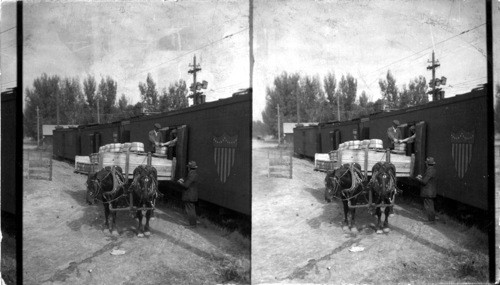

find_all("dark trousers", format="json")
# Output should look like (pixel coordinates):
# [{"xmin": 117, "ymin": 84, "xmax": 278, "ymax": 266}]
[
  {"xmin": 184, "ymin": 202, "xmax": 197, "ymax": 226},
  {"xmin": 423, "ymin": 197, "xmax": 435, "ymax": 221}
]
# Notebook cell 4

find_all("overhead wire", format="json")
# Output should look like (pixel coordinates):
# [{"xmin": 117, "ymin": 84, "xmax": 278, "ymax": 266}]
[{"xmin": 128, "ymin": 27, "xmax": 249, "ymax": 80}]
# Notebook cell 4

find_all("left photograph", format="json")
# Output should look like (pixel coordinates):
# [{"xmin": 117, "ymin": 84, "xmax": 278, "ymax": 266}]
[{"xmin": 19, "ymin": 1, "xmax": 251, "ymax": 284}]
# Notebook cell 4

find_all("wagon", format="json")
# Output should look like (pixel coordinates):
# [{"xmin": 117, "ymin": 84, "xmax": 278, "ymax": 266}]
[{"xmin": 324, "ymin": 147, "xmax": 414, "ymax": 210}]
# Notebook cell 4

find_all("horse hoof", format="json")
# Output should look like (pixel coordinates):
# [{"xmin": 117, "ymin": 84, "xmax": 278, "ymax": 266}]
[
  {"xmin": 342, "ymin": 226, "xmax": 350, "ymax": 232},
  {"xmin": 383, "ymin": 228, "xmax": 390, "ymax": 233},
  {"xmin": 350, "ymin": 227, "xmax": 358, "ymax": 234},
  {"xmin": 137, "ymin": 233, "xmax": 144, "ymax": 238},
  {"xmin": 144, "ymin": 231, "xmax": 151, "ymax": 236},
  {"xmin": 376, "ymin": 229, "xmax": 383, "ymax": 234}
]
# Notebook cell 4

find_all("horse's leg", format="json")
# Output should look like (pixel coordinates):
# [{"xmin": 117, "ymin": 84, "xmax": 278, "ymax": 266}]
[
  {"xmin": 104, "ymin": 203, "xmax": 111, "ymax": 234},
  {"xmin": 350, "ymin": 199, "xmax": 358, "ymax": 233},
  {"xmin": 144, "ymin": 208, "xmax": 151, "ymax": 236},
  {"xmin": 375, "ymin": 206, "xmax": 383, "ymax": 234},
  {"xmin": 342, "ymin": 200, "xmax": 350, "ymax": 232},
  {"xmin": 383, "ymin": 200, "xmax": 391, "ymax": 233},
  {"xmin": 110, "ymin": 202, "xmax": 118, "ymax": 236},
  {"xmin": 136, "ymin": 209, "xmax": 144, "ymax": 237}
]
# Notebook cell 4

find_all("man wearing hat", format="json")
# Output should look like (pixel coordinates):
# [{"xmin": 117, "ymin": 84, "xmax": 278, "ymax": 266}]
[
  {"xmin": 178, "ymin": 161, "xmax": 199, "ymax": 228},
  {"xmin": 148, "ymin": 123, "xmax": 162, "ymax": 153},
  {"xmin": 387, "ymin": 120, "xmax": 402, "ymax": 150},
  {"xmin": 416, "ymin": 157, "xmax": 437, "ymax": 223}
]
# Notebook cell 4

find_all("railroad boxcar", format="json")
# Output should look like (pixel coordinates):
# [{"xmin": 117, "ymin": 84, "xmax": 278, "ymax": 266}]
[
  {"xmin": 53, "ymin": 127, "xmax": 81, "ymax": 161},
  {"xmin": 1, "ymin": 88, "xmax": 19, "ymax": 215},
  {"xmin": 53, "ymin": 92, "xmax": 251, "ymax": 216},
  {"xmin": 365, "ymin": 87, "xmax": 487, "ymax": 210},
  {"xmin": 79, "ymin": 122, "xmax": 122, "ymax": 156},
  {"xmin": 318, "ymin": 118, "xmax": 362, "ymax": 153},
  {"xmin": 126, "ymin": 93, "xmax": 251, "ymax": 215},
  {"xmin": 294, "ymin": 86, "xmax": 488, "ymax": 210},
  {"xmin": 293, "ymin": 124, "xmax": 319, "ymax": 158}
]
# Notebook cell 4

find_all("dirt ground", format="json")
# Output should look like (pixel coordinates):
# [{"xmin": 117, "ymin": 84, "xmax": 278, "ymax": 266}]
[
  {"xmin": 252, "ymin": 140, "xmax": 489, "ymax": 284},
  {"xmin": 23, "ymin": 151, "xmax": 250, "ymax": 285}
]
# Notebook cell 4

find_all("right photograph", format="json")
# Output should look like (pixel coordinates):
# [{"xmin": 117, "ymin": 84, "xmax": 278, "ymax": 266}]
[{"xmin": 252, "ymin": 0, "xmax": 490, "ymax": 284}]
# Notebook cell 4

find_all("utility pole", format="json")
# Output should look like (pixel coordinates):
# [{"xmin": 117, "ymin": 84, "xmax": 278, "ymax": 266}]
[
  {"xmin": 37, "ymin": 106, "xmax": 40, "ymax": 147},
  {"xmin": 56, "ymin": 92, "xmax": 60, "ymax": 126},
  {"xmin": 277, "ymin": 104, "xmax": 281, "ymax": 144},
  {"xmin": 188, "ymin": 55, "xmax": 208, "ymax": 105},
  {"xmin": 296, "ymin": 91, "xmax": 300, "ymax": 124},
  {"xmin": 427, "ymin": 50, "xmax": 447, "ymax": 101},
  {"xmin": 97, "ymin": 98, "xmax": 100, "ymax": 124},
  {"xmin": 337, "ymin": 93, "xmax": 340, "ymax": 121}
]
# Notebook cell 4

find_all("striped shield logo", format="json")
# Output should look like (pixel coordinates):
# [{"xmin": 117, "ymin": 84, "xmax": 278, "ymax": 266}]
[
  {"xmin": 213, "ymin": 134, "xmax": 238, "ymax": 183},
  {"xmin": 451, "ymin": 130, "xmax": 474, "ymax": 179}
]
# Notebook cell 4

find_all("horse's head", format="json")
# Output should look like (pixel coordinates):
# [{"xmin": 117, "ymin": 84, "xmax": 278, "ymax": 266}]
[
  {"xmin": 86, "ymin": 174, "xmax": 99, "ymax": 205},
  {"xmin": 131, "ymin": 166, "xmax": 158, "ymax": 202},
  {"xmin": 324, "ymin": 165, "xmax": 350, "ymax": 202},
  {"xmin": 324, "ymin": 171, "xmax": 338, "ymax": 203},
  {"xmin": 371, "ymin": 162, "xmax": 396, "ymax": 199}
]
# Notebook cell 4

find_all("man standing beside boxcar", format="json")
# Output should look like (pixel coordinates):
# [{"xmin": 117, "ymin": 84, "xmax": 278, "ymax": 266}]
[
  {"xmin": 178, "ymin": 161, "xmax": 199, "ymax": 228},
  {"xmin": 148, "ymin": 123, "xmax": 162, "ymax": 153},
  {"xmin": 416, "ymin": 157, "xmax": 437, "ymax": 224},
  {"xmin": 387, "ymin": 120, "xmax": 402, "ymax": 150}
]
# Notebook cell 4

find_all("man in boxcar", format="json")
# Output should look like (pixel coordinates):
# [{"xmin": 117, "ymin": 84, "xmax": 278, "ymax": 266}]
[
  {"xmin": 401, "ymin": 125, "xmax": 416, "ymax": 154},
  {"xmin": 148, "ymin": 123, "xmax": 162, "ymax": 153},
  {"xmin": 416, "ymin": 157, "xmax": 437, "ymax": 223},
  {"xmin": 178, "ymin": 161, "xmax": 199, "ymax": 228},
  {"xmin": 387, "ymin": 120, "xmax": 402, "ymax": 150}
]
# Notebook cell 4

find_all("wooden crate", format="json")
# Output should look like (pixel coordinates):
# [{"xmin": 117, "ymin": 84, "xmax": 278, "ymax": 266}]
[
  {"xmin": 315, "ymin": 160, "xmax": 337, "ymax": 172},
  {"xmin": 335, "ymin": 148, "xmax": 413, "ymax": 177},
  {"xmin": 99, "ymin": 152, "xmax": 173, "ymax": 180}
]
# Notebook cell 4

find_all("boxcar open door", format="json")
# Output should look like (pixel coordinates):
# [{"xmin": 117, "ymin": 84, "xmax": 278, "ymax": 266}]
[
  {"xmin": 414, "ymin": 121, "xmax": 427, "ymax": 176},
  {"xmin": 174, "ymin": 125, "xmax": 188, "ymax": 180}
]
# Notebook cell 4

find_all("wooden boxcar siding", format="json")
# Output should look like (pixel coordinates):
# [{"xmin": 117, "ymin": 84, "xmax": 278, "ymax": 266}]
[
  {"xmin": 61, "ymin": 128, "xmax": 80, "ymax": 160},
  {"xmin": 366, "ymin": 89, "xmax": 487, "ymax": 210},
  {"xmin": 52, "ymin": 130, "xmax": 64, "ymax": 158},
  {"xmin": 318, "ymin": 120, "xmax": 360, "ymax": 153},
  {"xmin": 128, "ymin": 95, "xmax": 251, "ymax": 215},
  {"xmin": 293, "ymin": 126, "xmax": 319, "ymax": 158},
  {"xmin": 79, "ymin": 123, "xmax": 121, "ymax": 156},
  {"xmin": 1, "ymin": 90, "xmax": 17, "ymax": 214}
]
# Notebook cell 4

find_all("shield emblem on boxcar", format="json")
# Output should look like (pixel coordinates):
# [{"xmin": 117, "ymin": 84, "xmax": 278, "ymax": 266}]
[
  {"xmin": 213, "ymin": 134, "xmax": 238, "ymax": 183},
  {"xmin": 451, "ymin": 130, "xmax": 474, "ymax": 179}
]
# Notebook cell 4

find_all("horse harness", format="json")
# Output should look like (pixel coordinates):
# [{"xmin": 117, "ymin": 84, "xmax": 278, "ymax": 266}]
[{"xmin": 88, "ymin": 166, "xmax": 127, "ymax": 204}]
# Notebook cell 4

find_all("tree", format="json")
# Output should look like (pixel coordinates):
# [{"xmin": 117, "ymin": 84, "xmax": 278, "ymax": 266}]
[
  {"xmin": 359, "ymin": 91, "xmax": 369, "ymax": 108},
  {"xmin": 139, "ymin": 73, "xmax": 159, "ymax": 113},
  {"xmin": 82, "ymin": 75, "xmax": 97, "ymax": 124},
  {"xmin": 323, "ymin": 72, "xmax": 338, "ymax": 121},
  {"xmin": 83, "ymin": 75, "xmax": 97, "ymax": 108},
  {"xmin": 337, "ymin": 73, "xmax": 358, "ymax": 120},
  {"xmin": 261, "ymin": 72, "xmax": 301, "ymax": 137},
  {"xmin": 59, "ymin": 76, "xmax": 85, "ymax": 124},
  {"xmin": 97, "ymin": 76, "xmax": 118, "ymax": 123},
  {"xmin": 300, "ymin": 75, "xmax": 325, "ymax": 122},
  {"xmin": 379, "ymin": 70, "xmax": 399, "ymax": 110},
  {"xmin": 24, "ymin": 73, "xmax": 61, "ymax": 138},
  {"xmin": 159, "ymin": 79, "xmax": 189, "ymax": 112}
]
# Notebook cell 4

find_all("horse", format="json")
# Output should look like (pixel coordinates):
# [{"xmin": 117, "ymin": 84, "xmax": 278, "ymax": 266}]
[
  {"xmin": 368, "ymin": 162, "xmax": 397, "ymax": 234},
  {"xmin": 86, "ymin": 165, "xmax": 127, "ymax": 235},
  {"xmin": 129, "ymin": 165, "xmax": 159, "ymax": 237},
  {"xmin": 324, "ymin": 163, "xmax": 366, "ymax": 233}
]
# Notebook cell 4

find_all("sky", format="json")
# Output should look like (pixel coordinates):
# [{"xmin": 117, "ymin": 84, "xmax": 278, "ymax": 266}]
[
  {"xmin": 1, "ymin": 0, "xmax": 250, "ymax": 109},
  {"xmin": 0, "ymin": 0, "xmax": 498, "ymax": 120},
  {"xmin": 253, "ymin": 0, "xmax": 492, "ymax": 120}
]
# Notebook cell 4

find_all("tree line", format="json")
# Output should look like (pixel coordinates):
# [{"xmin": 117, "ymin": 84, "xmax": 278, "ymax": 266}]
[
  {"xmin": 24, "ymin": 73, "xmax": 189, "ymax": 139},
  {"xmin": 260, "ymin": 70, "xmax": 429, "ymax": 137}
]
